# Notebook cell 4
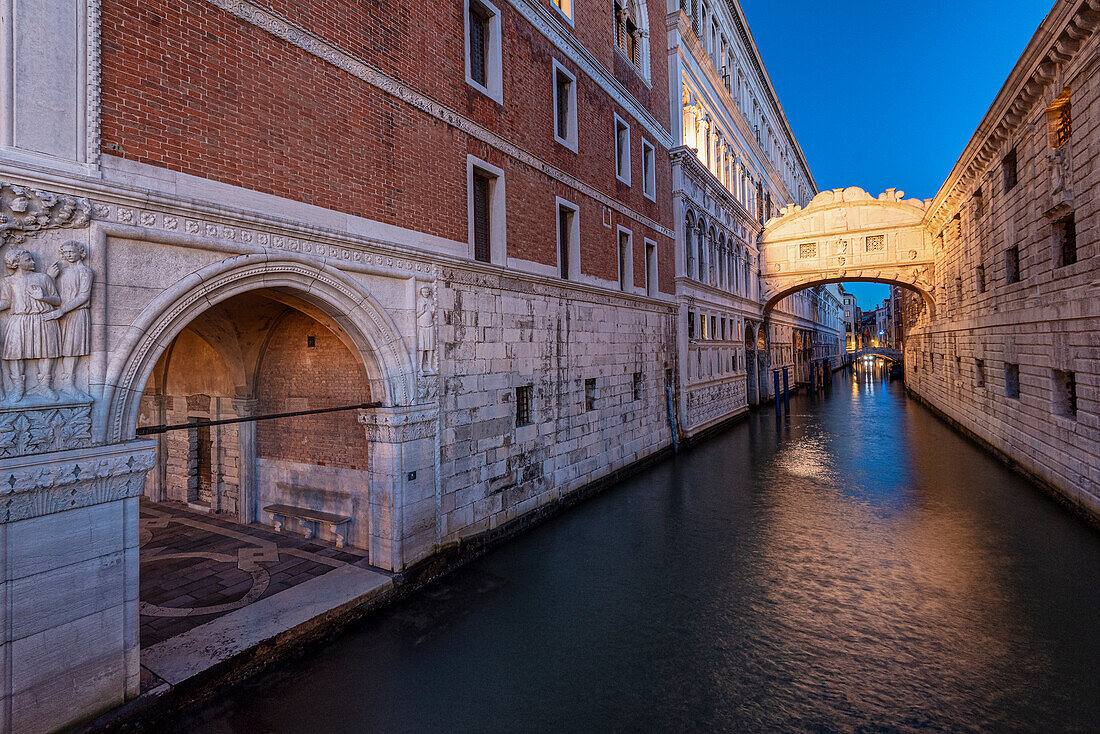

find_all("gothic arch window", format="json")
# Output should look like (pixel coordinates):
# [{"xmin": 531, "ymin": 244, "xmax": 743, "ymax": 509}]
[
  {"xmin": 685, "ymin": 209, "xmax": 697, "ymax": 276},
  {"xmin": 614, "ymin": 0, "xmax": 650, "ymax": 78},
  {"xmin": 708, "ymin": 225, "xmax": 718, "ymax": 285},
  {"xmin": 696, "ymin": 221, "xmax": 706, "ymax": 282}
]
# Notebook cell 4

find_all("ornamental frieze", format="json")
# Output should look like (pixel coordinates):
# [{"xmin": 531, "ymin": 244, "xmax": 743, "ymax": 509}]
[{"xmin": 0, "ymin": 183, "xmax": 93, "ymax": 244}]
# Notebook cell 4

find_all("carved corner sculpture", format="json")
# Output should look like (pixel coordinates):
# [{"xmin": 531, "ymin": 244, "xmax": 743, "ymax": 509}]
[{"xmin": 0, "ymin": 183, "xmax": 96, "ymax": 459}]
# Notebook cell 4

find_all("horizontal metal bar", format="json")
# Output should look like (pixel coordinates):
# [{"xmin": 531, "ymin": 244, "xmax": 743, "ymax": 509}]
[{"xmin": 136, "ymin": 401, "xmax": 384, "ymax": 436}]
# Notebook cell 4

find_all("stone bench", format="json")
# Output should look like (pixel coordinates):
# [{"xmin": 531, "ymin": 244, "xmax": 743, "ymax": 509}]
[{"xmin": 263, "ymin": 503, "xmax": 352, "ymax": 548}]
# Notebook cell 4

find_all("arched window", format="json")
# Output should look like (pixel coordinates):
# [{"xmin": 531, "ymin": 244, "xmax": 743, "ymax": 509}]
[
  {"xmin": 685, "ymin": 210, "xmax": 696, "ymax": 276},
  {"xmin": 614, "ymin": 0, "xmax": 640, "ymax": 66},
  {"xmin": 696, "ymin": 223, "xmax": 706, "ymax": 281},
  {"xmin": 708, "ymin": 226, "xmax": 718, "ymax": 285}
]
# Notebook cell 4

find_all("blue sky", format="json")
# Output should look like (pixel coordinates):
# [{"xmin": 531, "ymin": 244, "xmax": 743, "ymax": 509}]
[{"xmin": 739, "ymin": 0, "xmax": 1052, "ymax": 308}]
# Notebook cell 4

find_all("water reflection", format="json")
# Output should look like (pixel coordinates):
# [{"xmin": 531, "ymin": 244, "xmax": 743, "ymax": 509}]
[{"xmin": 165, "ymin": 370, "xmax": 1100, "ymax": 734}]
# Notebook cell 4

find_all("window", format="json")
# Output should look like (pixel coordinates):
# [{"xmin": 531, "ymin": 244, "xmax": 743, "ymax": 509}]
[
  {"xmin": 701, "ymin": 313, "xmax": 709, "ymax": 340},
  {"xmin": 975, "ymin": 358, "xmax": 986, "ymax": 387},
  {"xmin": 465, "ymin": 0, "xmax": 502, "ymax": 103},
  {"xmin": 799, "ymin": 242, "xmax": 817, "ymax": 259},
  {"xmin": 632, "ymin": 372, "xmax": 642, "ymax": 401},
  {"xmin": 644, "ymin": 240, "xmax": 657, "ymax": 297},
  {"xmin": 1055, "ymin": 213, "xmax": 1076, "ymax": 268},
  {"xmin": 687, "ymin": 310, "xmax": 695, "ymax": 339},
  {"xmin": 585, "ymin": 378, "xmax": 597, "ymax": 411},
  {"xmin": 552, "ymin": 61, "xmax": 577, "ymax": 151},
  {"xmin": 976, "ymin": 265, "xmax": 986, "ymax": 294},
  {"xmin": 866, "ymin": 235, "xmax": 885, "ymax": 252},
  {"xmin": 556, "ymin": 198, "xmax": 579, "ymax": 280},
  {"xmin": 641, "ymin": 138, "xmax": 656, "ymax": 200},
  {"xmin": 551, "ymin": 0, "xmax": 573, "ymax": 23},
  {"xmin": 1004, "ymin": 363, "xmax": 1020, "ymax": 399},
  {"xmin": 614, "ymin": 115, "xmax": 631, "ymax": 185},
  {"xmin": 617, "ymin": 227, "xmax": 633, "ymax": 292},
  {"xmin": 515, "ymin": 385, "xmax": 532, "ymax": 426},
  {"xmin": 467, "ymin": 156, "xmax": 506, "ymax": 265},
  {"xmin": 1005, "ymin": 245, "xmax": 1020, "ymax": 284},
  {"xmin": 614, "ymin": 0, "xmax": 639, "ymax": 66},
  {"xmin": 1002, "ymin": 147, "xmax": 1018, "ymax": 193},
  {"xmin": 1052, "ymin": 369, "xmax": 1077, "ymax": 419},
  {"xmin": 1047, "ymin": 88, "xmax": 1071, "ymax": 149}
]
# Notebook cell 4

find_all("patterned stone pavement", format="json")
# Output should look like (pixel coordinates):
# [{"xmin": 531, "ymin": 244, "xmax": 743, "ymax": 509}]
[{"xmin": 140, "ymin": 500, "xmax": 373, "ymax": 648}]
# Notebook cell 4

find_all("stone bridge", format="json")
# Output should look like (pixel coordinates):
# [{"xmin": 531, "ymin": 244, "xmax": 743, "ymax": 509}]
[
  {"xmin": 759, "ymin": 187, "xmax": 937, "ymax": 317},
  {"xmin": 853, "ymin": 347, "xmax": 903, "ymax": 363}
]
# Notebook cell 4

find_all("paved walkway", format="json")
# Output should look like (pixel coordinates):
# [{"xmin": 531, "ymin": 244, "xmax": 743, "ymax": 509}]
[{"xmin": 139, "ymin": 500, "xmax": 371, "ymax": 648}]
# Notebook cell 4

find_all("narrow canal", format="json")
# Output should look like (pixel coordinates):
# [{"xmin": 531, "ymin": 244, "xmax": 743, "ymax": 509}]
[{"xmin": 169, "ymin": 363, "xmax": 1100, "ymax": 733}]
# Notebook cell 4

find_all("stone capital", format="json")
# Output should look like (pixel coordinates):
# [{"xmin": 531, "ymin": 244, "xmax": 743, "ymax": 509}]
[{"xmin": 357, "ymin": 405, "xmax": 437, "ymax": 444}]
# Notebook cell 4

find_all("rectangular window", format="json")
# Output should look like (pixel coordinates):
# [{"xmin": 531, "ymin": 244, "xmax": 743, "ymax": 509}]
[
  {"xmin": 614, "ymin": 115, "xmax": 631, "ymax": 185},
  {"xmin": 1056, "ymin": 213, "xmax": 1076, "ymax": 268},
  {"xmin": 1047, "ymin": 88, "xmax": 1071, "ymax": 149},
  {"xmin": 465, "ymin": 0, "xmax": 502, "ymax": 102},
  {"xmin": 617, "ymin": 228, "xmax": 632, "ymax": 292},
  {"xmin": 976, "ymin": 265, "xmax": 986, "ymax": 294},
  {"xmin": 472, "ymin": 170, "xmax": 492, "ymax": 263},
  {"xmin": 1003, "ymin": 147, "xmax": 1018, "ymax": 193},
  {"xmin": 1053, "ymin": 369, "xmax": 1077, "ymax": 419},
  {"xmin": 632, "ymin": 372, "xmax": 642, "ymax": 401},
  {"xmin": 799, "ymin": 242, "xmax": 818, "ymax": 258},
  {"xmin": 556, "ymin": 199, "xmax": 578, "ymax": 280},
  {"xmin": 553, "ymin": 61, "xmax": 577, "ymax": 151},
  {"xmin": 641, "ymin": 139, "xmax": 656, "ymax": 200},
  {"xmin": 687, "ymin": 311, "xmax": 696, "ymax": 339},
  {"xmin": 551, "ymin": 0, "xmax": 572, "ymax": 22},
  {"xmin": 644, "ymin": 240, "xmax": 657, "ymax": 297},
  {"xmin": 585, "ymin": 378, "xmax": 597, "ymax": 411},
  {"xmin": 1005, "ymin": 363, "xmax": 1020, "ymax": 399},
  {"xmin": 866, "ymin": 235, "xmax": 885, "ymax": 252},
  {"xmin": 515, "ymin": 384, "xmax": 532, "ymax": 426},
  {"xmin": 1005, "ymin": 245, "xmax": 1020, "ymax": 284},
  {"xmin": 975, "ymin": 358, "xmax": 986, "ymax": 387}
]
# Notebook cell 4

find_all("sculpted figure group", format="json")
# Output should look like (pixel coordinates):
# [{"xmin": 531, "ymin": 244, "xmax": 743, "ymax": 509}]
[{"xmin": 0, "ymin": 242, "xmax": 93, "ymax": 403}]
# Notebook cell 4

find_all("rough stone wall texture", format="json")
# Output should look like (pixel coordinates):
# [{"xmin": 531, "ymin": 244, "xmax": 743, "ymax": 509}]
[
  {"xmin": 436, "ymin": 271, "xmax": 676, "ymax": 539},
  {"xmin": 905, "ymin": 30, "xmax": 1100, "ymax": 517},
  {"xmin": 98, "ymin": 0, "xmax": 673, "ymax": 287}
]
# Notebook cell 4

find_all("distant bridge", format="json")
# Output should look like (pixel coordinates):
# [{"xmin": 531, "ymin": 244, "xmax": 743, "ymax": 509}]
[{"xmin": 853, "ymin": 347, "xmax": 902, "ymax": 363}]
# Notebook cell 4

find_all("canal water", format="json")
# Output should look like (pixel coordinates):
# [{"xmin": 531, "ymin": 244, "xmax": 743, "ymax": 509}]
[{"xmin": 169, "ymin": 363, "xmax": 1100, "ymax": 733}]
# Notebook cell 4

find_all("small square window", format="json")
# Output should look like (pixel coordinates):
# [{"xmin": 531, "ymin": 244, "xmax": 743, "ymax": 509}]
[
  {"xmin": 553, "ymin": 61, "xmax": 578, "ymax": 151},
  {"xmin": 1005, "ymin": 245, "xmax": 1020, "ymax": 284},
  {"xmin": 641, "ymin": 139, "xmax": 656, "ymax": 200},
  {"xmin": 632, "ymin": 372, "xmax": 642, "ymax": 401},
  {"xmin": 1052, "ymin": 369, "xmax": 1077, "ymax": 419},
  {"xmin": 614, "ymin": 115, "xmax": 631, "ymax": 185},
  {"xmin": 585, "ymin": 378, "xmax": 597, "ymax": 411},
  {"xmin": 1005, "ymin": 363, "xmax": 1020, "ymax": 399},
  {"xmin": 1003, "ymin": 148, "xmax": 1018, "ymax": 193},
  {"xmin": 515, "ymin": 384, "xmax": 532, "ymax": 426}
]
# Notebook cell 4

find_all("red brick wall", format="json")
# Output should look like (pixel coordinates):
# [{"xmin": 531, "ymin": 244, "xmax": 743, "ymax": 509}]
[
  {"xmin": 256, "ymin": 311, "xmax": 371, "ymax": 470},
  {"xmin": 100, "ymin": 0, "xmax": 674, "ymax": 292}
]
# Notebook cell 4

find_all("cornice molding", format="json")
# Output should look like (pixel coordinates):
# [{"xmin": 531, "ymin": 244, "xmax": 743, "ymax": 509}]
[{"xmin": 928, "ymin": 0, "xmax": 1100, "ymax": 228}]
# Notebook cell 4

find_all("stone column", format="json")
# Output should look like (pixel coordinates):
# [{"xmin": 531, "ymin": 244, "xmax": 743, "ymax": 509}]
[
  {"xmin": 232, "ymin": 397, "xmax": 259, "ymax": 525},
  {"xmin": 357, "ymin": 406, "xmax": 439, "ymax": 572},
  {"xmin": 144, "ymin": 391, "xmax": 169, "ymax": 503}
]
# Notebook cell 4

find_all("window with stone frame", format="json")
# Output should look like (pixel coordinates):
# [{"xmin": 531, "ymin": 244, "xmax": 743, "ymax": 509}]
[
  {"xmin": 799, "ymin": 242, "xmax": 817, "ymax": 259},
  {"xmin": 553, "ymin": 61, "xmax": 578, "ymax": 151},
  {"xmin": 515, "ymin": 384, "xmax": 532, "ymax": 426},
  {"xmin": 465, "ymin": 0, "xmax": 502, "ymax": 102},
  {"xmin": 614, "ymin": 0, "xmax": 640, "ymax": 66},
  {"xmin": 865, "ymin": 235, "xmax": 885, "ymax": 252},
  {"xmin": 1002, "ymin": 147, "xmax": 1018, "ymax": 193},
  {"xmin": 472, "ymin": 170, "xmax": 492, "ymax": 263},
  {"xmin": 687, "ymin": 310, "xmax": 696, "ymax": 339},
  {"xmin": 1055, "ymin": 213, "xmax": 1077, "ymax": 268},
  {"xmin": 552, "ymin": 0, "xmax": 573, "ymax": 22},
  {"xmin": 1047, "ymin": 88, "xmax": 1072, "ymax": 150},
  {"xmin": 614, "ymin": 114, "xmax": 631, "ymax": 185}
]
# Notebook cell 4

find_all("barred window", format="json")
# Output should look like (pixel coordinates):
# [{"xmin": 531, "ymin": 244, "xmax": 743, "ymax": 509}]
[
  {"xmin": 515, "ymin": 385, "xmax": 532, "ymax": 426},
  {"xmin": 472, "ymin": 170, "xmax": 492, "ymax": 263},
  {"xmin": 1047, "ymin": 88, "xmax": 1072, "ymax": 149},
  {"xmin": 865, "ymin": 235, "xmax": 885, "ymax": 252},
  {"xmin": 468, "ymin": 2, "xmax": 489, "ymax": 86},
  {"xmin": 799, "ymin": 242, "xmax": 817, "ymax": 259}
]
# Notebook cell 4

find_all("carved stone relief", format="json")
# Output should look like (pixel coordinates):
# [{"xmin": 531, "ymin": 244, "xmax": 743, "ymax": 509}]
[{"xmin": 0, "ymin": 183, "xmax": 92, "ymax": 245}]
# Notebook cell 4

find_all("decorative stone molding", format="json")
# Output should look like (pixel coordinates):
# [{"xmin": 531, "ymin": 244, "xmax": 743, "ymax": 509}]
[
  {"xmin": 686, "ymin": 377, "xmax": 747, "ymax": 428},
  {"xmin": 0, "ymin": 440, "xmax": 155, "ymax": 523},
  {"xmin": 357, "ymin": 405, "xmax": 438, "ymax": 444},
  {"xmin": 0, "ymin": 400, "xmax": 93, "ymax": 458},
  {"xmin": 0, "ymin": 183, "xmax": 93, "ymax": 244}
]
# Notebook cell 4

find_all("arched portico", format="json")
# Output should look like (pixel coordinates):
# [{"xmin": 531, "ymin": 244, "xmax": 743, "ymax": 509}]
[{"xmin": 759, "ymin": 187, "xmax": 938, "ymax": 320}]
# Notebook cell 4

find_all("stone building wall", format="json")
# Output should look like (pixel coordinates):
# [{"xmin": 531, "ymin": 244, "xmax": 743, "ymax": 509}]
[{"xmin": 905, "ymin": 0, "xmax": 1100, "ymax": 520}]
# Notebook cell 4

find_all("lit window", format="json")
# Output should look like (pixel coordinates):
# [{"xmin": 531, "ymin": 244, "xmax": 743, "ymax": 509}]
[
  {"xmin": 614, "ymin": 115, "xmax": 631, "ymax": 185},
  {"xmin": 641, "ymin": 138, "xmax": 656, "ymax": 200},
  {"xmin": 1047, "ymin": 88, "xmax": 1072, "ymax": 149},
  {"xmin": 553, "ymin": 61, "xmax": 578, "ymax": 151},
  {"xmin": 552, "ymin": 0, "xmax": 573, "ymax": 23},
  {"xmin": 465, "ymin": 0, "xmax": 502, "ymax": 103}
]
